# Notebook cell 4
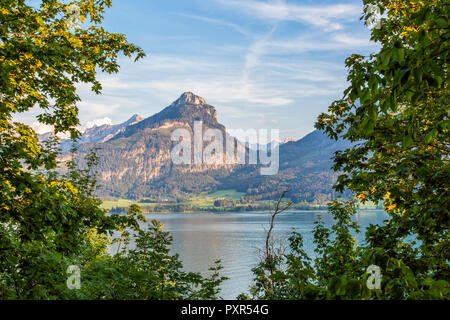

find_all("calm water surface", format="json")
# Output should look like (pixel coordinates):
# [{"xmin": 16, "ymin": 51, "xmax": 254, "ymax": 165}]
[{"xmin": 144, "ymin": 210, "xmax": 388, "ymax": 299}]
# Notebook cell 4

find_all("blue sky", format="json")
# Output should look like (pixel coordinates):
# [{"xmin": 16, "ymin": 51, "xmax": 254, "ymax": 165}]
[{"xmin": 29, "ymin": 0, "xmax": 379, "ymax": 140}]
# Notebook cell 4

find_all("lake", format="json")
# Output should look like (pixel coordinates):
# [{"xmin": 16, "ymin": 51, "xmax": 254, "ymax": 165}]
[{"xmin": 145, "ymin": 210, "xmax": 388, "ymax": 299}]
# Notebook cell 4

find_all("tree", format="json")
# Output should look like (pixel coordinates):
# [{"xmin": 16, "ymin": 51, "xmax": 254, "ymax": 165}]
[
  {"xmin": 0, "ymin": 0, "xmax": 145, "ymax": 298},
  {"xmin": 0, "ymin": 1, "xmax": 225, "ymax": 299},
  {"xmin": 316, "ymin": 0, "xmax": 449, "ymax": 297},
  {"xmin": 72, "ymin": 219, "xmax": 226, "ymax": 300},
  {"xmin": 244, "ymin": 0, "xmax": 448, "ymax": 300}
]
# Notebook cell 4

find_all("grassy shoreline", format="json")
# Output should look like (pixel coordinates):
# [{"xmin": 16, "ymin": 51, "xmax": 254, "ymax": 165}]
[
  {"xmin": 101, "ymin": 189, "xmax": 382, "ymax": 214},
  {"xmin": 101, "ymin": 199, "xmax": 382, "ymax": 214}
]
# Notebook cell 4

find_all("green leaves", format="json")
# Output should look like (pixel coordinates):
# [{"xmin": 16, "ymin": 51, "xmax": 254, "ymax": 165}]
[
  {"xmin": 424, "ymin": 128, "xmax": 438, "ymax": 143},
  {"xmin": 0, "ymin": 0, "xmax": 145, "ymax": 137},
  {"xmin": 392, "ymin": 47, "xmax": 405, "ymax": 65},
  {"xmin": 435, "ymin": 16, "xmax": 448, "ymax": 28},
  {"xmin": 380, "ymin": 48, "xmax": 392, "ymax": 69},
  {"xmin": 312, "ymin": 0, "xmax": 449, "ymax": 300},
  {"xmin": 72, "ymin": 220, "xmax": 226, "ymax": 300},
  {"xmin": 0, "ymin": 1, "xmax": 203, "ymax": 300}
]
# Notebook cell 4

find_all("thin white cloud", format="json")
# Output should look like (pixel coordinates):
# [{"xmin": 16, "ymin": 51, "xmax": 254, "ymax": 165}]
[
  {"xmin": 264, "ymin": 32, "xmax": 376, "ymax": 54},
  {"xmin": 241, "ymin": 26, "xmax": 278, "ymax": 101},
  {"xmin": 178, "ymin": 13, "xmax": 254, "ymax": 37},
  {"xmin": 76, "ymin": 100, "xmax": 121, "ymax": 119},
  {"xmin": 259, "ymin": 114, "xmax": 278, "ymax": 124},
  {"xmin": 333, "ymin": 33, "xmax": 374, "ymax": 46},
  {"xmin": 215, "ymin": 0, "xmax": 361, "ymax": 31},
  {"xmin": 85, "ymin": 117, "xmax": 113, "ymax": 129},
  {"xmin": 77, "ymin": 53, "xmax": 349, "ymax": 112},
  {"xmin": 31, "ymin": 122, "xmax": 55, "ymax": 135}
]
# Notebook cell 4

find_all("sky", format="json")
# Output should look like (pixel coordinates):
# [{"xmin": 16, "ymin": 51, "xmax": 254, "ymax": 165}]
[{"xmin": 27, "ymin": 0, "xmax": 379, "ymax": 140}]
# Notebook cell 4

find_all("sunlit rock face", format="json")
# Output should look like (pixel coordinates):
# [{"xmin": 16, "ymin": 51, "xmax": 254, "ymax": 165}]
[
  {"xmin": 71, "ymin": 92, "xmax": 243, "ymax": 198},
  {"xmin": 174, "ymin": 92, "xmax": 207, "ymax": 105},
  {"xmin": 43, "ymin": 92, "xmax": 350, "ymax": 202}
]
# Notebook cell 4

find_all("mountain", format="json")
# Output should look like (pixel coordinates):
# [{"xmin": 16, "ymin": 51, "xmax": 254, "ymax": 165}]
[
  {"xmin": 74, "ymin": 92, "xmax": 245, "ymax": 198},
  {"xmin": 38, "ymin": 114, "xmax": 144, "ymax": 152},
  {"xmin": 63, "ymin": 92, "xmax": 349, "ymax": 202},
  {"xmin": 81, "ymin": 114, "xmax": 144, "ymax": 144},
  {"xmin": 221, "ymin": 130, "xmax": 352, "ymax": 202},
  {"xmin": 114, "ymin": 92, "xmax": 224, "ymax": 139}
]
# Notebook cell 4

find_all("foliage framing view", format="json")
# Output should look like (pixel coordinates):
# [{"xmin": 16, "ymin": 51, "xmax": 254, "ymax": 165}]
[
  {"xmin": 0, "ymin": 0, "xmax": 448, "ymax": 300},
  {"xmin": 242, "ymin": 0, "xmax": 449, "ymax": 300},
  {"xmin": 0, "ymin": 0, "xmax": 224, "ymax": 299}
]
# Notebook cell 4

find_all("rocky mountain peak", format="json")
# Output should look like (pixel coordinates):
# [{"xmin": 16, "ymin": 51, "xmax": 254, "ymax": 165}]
[
  {"xmin": 174, "ymin": 92, "xmax": 207, "ymax": 106},
  {"xmin": 108, "ymin": 92, "xmax": 221, "ymax": 139},
  {"xmin": 125, "ymin": 114, "xmax": 144, "ymax": 126}
]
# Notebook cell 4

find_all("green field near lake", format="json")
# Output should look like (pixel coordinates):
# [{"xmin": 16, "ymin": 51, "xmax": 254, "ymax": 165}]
[{"xmin": 100, "ymin": 189, "xmax": 247, "ymax": 210}]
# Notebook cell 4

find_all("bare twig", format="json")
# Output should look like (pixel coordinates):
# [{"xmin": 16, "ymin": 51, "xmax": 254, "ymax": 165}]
[{"xmin": 265, "ymin": 190, "xmax": 293, "ymax": 262}]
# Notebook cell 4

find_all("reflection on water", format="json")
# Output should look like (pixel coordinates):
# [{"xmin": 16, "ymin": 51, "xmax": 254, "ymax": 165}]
[{"xmin": 144, "ymin": 210, "xmax": 388, "ymax": 299}]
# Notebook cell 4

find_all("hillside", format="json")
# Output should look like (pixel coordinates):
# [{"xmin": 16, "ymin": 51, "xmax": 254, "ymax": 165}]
[
  {"xmin": 221, "ymin": 130, "xmax": 352, "ymax": 202},
  {"xmin": 56, "ymin": 92, "xmax": 350, "ymax": 202},
  {"xmin": 74, "ymin": 92, "xmax": 243, "ymax": 198}
]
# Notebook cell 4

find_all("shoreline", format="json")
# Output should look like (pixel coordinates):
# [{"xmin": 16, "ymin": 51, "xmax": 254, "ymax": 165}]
[{"xmin": 108, "ymin": 206, "xmax": 383, "ymax": 215}]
